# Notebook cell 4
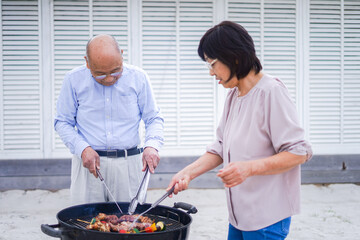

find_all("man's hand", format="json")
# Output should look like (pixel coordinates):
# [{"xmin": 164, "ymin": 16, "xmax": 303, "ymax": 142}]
[
  {"xmin": 81, "ymin": 146, "xmax": 100, "ymax": 178},
  {"xmin": 142, "ymin": 147, "xmax": 160, "ymax": 173}
]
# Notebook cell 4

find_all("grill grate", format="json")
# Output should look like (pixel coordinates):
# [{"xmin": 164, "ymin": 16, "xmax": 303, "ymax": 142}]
[{"xmin": 66, "ymin": 213, "xmax": 184, "ymax": 233}]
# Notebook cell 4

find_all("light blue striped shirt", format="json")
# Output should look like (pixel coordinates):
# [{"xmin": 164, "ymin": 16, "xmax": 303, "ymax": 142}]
[{"xmin": 54, "ymin": 63, "xmax": 164, "ymax": 159}]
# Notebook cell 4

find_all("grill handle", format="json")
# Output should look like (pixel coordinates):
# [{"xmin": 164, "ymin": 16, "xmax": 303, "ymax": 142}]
[
  {"xmin": 41, "ymin": 224, "xmax": 62, "ymax": 238},
  {"xmin": 174, "ymin": 202, "xmax": 198, "ymax": 214}
]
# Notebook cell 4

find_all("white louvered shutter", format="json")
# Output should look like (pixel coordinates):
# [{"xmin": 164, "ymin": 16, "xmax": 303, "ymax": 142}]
[
  {"xmin": 178, "ymin": 1, "xmax": 215, "ymax": 148},
  {"xmin": 227, "ymin": 0, "xmax": 298, "ymax": 100},
  {"xmin": 343, "ymin": 1, "xmax": 360, "ymax": 144},
  {"xmin": 53, "ymin": 0, "xmax": 91, "ymax": 152},
  {"xmin": 52, "ymin": 0, "xmax": 128, "ymax": 154},
  {"xmin": 141, "ymin": 1, "xmax": 178, "ymax": 148},
  {"xmin": 141, "ymin": 0, "xmax": 215, "ymax": 155},
  {"xmin": 309, "ymin": 0, "xmax": 343, "ymax": 144},
  {"xmin": 308, "ymin": 0, "xmax": 360, "ymax": 150},
  {"xmin": 0, "ymin": 0, "xmax": 41, "ymax": 152}
]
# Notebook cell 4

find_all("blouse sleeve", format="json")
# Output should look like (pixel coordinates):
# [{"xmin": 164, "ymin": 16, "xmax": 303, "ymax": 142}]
[
  {"xmin": 265, "ymin": 79, "xmax": 313, "ymax": 160},
  {"xmin": 206, "ymin": 89, "xmax": 235, "ymax": 159},
  {"xmin": 206, "ymin": 119, "xmax": 224, "ymax": 159}
]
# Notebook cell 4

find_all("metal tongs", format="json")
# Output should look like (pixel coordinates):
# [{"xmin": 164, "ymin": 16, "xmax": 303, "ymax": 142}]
[
  {"xmin": 96, "ymin": 168, "xmax": 123, "ymax": 214},
  {"xmin": 127, "ymin": 166, "xmax": 151, "ymax": 215},
  {"xmin": 129, "ymin": 186, "xmax": 175, "ymax": 229},
  {"xmin": 148, "ymin": 185, "xmax": 175, "ymax": 210}
]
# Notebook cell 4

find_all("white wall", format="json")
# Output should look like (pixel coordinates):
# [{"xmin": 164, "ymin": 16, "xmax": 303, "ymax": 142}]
[{"xmin": 0, "ymin": 0, "xmax": 359, "ymax": 159}]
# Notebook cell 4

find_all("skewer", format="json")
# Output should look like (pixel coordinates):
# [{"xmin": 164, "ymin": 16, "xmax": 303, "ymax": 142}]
[{"xmin": 76, "ymin": 219, "xmax": 91, "ymax": 224}]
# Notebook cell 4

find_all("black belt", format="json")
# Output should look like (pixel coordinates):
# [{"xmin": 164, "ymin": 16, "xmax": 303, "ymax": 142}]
[{"xmin": 95, "ymin": 147, "xmax": 143, "ymax": 158}]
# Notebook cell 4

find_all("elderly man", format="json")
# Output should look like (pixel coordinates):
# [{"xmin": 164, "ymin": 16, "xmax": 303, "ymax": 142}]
[{"xmin": 54, "ymin": 34, "xmax": 164, "ymax": 204}]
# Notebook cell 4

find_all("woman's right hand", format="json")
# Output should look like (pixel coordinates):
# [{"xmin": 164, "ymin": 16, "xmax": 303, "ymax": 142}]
[
  {"xmin": 166, "ymin": 171, "xmax": 191, "ymax": 196},
  {"xmin": 166, "ymin": 152, "xmax": 223, "ymax": 196}
]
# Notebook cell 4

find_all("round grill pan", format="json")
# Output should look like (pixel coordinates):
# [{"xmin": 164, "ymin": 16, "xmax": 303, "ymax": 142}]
[{"xmin": 41, "ymin": 201, "xmax": 197, "ymax": 240}]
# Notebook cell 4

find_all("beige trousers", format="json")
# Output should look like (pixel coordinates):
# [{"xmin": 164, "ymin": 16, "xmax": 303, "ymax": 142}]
[{"xmin": 70, "ymin": 153, "xmax": 143, "ymax": 205}]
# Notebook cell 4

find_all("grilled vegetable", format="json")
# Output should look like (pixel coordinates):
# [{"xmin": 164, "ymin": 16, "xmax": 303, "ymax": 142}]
[
  {"xmin": 156, "ymin": 221, "xmax": 166, "ymax": 231},
  {"xmin": 150, "ymin": 222, "xmax": 157, "ymax": 232}
]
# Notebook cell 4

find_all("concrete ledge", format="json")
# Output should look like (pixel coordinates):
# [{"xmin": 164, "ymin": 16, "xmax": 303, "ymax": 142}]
[
  {"xmin": 301, "ymin": 154, "xmax": 360, "ymax": 184},
  {"xmin": 1, "ymin": 155, "xmax": 359, "ymax": 190}
]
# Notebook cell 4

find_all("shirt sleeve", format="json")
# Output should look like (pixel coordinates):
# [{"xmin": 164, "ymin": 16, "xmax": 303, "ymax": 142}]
[
  {"xmin": 265, "ymin": 80, "xmax": 313, "ymax": 160},
  {"xmin": 54, "ymin": 72, "xmax": 90, "ymax": 159},
  {"xmin": 137, "ymin": 72, "xmax": 164, "ymax": 151}
]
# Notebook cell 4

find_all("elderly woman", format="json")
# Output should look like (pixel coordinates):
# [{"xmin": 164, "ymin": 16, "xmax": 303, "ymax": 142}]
[{"xmin": 167, "ymin": 21, "xmax": 312, "ymax": 240}]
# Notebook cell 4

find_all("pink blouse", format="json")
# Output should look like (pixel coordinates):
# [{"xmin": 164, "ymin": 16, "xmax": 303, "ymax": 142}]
[{"xmin": 206, "ymin": 74, "xmax": 312, "ymax": 231}]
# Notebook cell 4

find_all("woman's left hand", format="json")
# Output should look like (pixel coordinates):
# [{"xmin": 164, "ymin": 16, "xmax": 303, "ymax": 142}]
[
  {"xmin": 217, "ymin": 161, "xmax": 253, "ymax": 188},
  {"xmin": 217, "ymin": 152, "xmax": 308, "ymax": 188}
]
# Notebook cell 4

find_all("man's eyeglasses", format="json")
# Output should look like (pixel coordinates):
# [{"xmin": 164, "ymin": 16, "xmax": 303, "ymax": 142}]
[
  {"xmin": 93, "ymin": 71, "xmax": 122, "ymax": 81},
  {"xmin": 206, "ymin": 58, "xmax": 218, "ymax": 70}
]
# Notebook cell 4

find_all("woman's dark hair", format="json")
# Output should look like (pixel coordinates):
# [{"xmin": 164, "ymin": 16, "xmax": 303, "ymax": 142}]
[{"xmin": 198, "ymin": 21, "xmax": 262, "ymax": 81}]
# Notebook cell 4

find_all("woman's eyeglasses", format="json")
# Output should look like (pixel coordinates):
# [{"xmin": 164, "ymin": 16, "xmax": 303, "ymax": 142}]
[{"xmin": 206, "ymin": 58, "xmax": 218, "ymax": 70}]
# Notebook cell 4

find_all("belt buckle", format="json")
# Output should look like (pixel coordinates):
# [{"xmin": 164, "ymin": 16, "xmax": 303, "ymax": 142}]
[{"xmin": 106, "ymin": 150, "xmax": 117, "ymax": 158}]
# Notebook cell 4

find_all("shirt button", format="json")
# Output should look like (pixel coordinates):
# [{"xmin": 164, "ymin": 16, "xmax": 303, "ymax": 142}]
[
  {"xmin": 106, "ymin": 98, "xmax": 109, "ymax": 102},
  {"xmin": 106, "ymin": 115, "xmax": 110, "ymax": 119},
  {"xmin": 107, "ymin": 132, "xmax": 111, "ymax": 135}
]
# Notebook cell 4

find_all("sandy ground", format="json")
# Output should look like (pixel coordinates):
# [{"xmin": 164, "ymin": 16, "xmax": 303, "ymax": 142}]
[{"xmin": 0, "ymin": 184, "xmax": 359, "ymax": 240}]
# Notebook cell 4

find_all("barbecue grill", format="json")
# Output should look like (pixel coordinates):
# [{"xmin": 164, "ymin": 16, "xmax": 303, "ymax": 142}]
[{"xmin": 41, "ymin": 201, "xmax": 197, "ymax": 240}]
